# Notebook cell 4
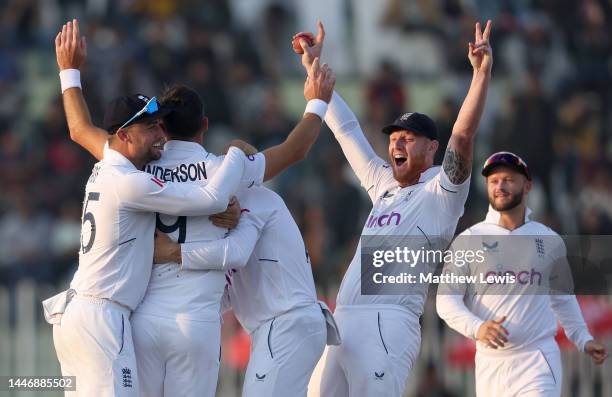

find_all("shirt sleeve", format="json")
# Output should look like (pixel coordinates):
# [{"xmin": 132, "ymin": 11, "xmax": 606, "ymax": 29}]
[
  {"xmin": 436, "ymin": 233, "xmax": 485, "ymax": 340},
  {"xmin": 180, "ymin": 208, "xmax": 268, "ymax": 270},
  {"xmin": 548, "ymin": 239, "xmax": 593, "ymax": 352},
  {"xmin": 211, "ymin": 152, "xmax": 265, "ymax": 190},
  {"xmin": 118, "ymin": 146, "xmax": 246, "ymax": 216},
  {"xmin": 325, "ymin": 91, "xmax": 394, "ymax": 202},
  {"xmin": 424, "ymin": 168, "xmax": 471, "ymax": 218}
]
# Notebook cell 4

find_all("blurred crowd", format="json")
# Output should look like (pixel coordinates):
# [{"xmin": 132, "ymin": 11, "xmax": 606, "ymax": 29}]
[{"xmin": 0, "ymin": 0, "xmax": 611, "ymax": 302}]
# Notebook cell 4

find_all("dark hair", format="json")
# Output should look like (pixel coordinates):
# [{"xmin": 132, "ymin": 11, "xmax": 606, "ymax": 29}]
[{"xmin": 159, "ymin": 84, "xmax": 205, "ymax": 138}]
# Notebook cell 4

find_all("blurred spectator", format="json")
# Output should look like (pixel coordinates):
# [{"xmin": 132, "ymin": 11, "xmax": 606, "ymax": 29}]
[
  {"xmin": 578, "ymin": 164, "xmax": 612, "ymax": 234},
  {"xmin": 49, "ymin": 200, "xmax": 81, "ymax": 278},
  {"xmin": 493, "ymin": 71, "xmax": 555, "ymax": 207},
  {"xmin": 0, "ymin": 189, "xmax": 52, "ymax": 282}
]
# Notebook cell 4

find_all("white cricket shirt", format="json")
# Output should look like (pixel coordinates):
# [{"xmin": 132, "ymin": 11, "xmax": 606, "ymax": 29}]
[
  {"xmin": 436, "ymin": 207, "xmax": 593, "ymax": 353},
  {"xmin": 324, "ymin": 92, "xmax": 470, "ymax": 316},
  {"xmin": 134, "ymin": 140, "xmax": 265, "ymax": 321},
  {"xmin": 180, "ymin": 185, "xmax": 318, "ymax": 333},
  {"xmin": 70, "ymin": 143, "xmax": 261, "ymax": 311}
]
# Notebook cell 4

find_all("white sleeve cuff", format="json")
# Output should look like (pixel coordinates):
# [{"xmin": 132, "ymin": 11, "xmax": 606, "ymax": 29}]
[
  {"xmin": 59, "ymin": 69, "xmax": 82, "ymax": 93},
  {"xmin": 304, "ymin": 99, "xmax": 328, "ymax": 120}
]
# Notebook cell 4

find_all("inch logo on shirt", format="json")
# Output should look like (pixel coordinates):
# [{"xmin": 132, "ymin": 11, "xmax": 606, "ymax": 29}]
[{"xmin": 366, "ymin": 212, "xmax": 401, "ymax": 228}]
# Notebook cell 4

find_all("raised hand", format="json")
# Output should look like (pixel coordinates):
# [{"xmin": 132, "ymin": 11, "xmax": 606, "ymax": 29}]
[
  {"xmin": 55, "ymin": 19, "xmax": 87, "ymax": 71},
  {"xmin": 476, "ymin": 315, "xmax": 509, "ymax": 349},
  {"xmin": 292, "ymin": 20, "xmax": 326, "ymax": 70},
  {"xmin": 468, "ymin": 20, "xmax": 493, "ymax": 75},
  {"xmin": 304, "ymin": 57, "xmax": 336, "ymax": 103}
]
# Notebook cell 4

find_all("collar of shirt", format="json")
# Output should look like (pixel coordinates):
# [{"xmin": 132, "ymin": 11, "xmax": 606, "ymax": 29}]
[
  {"xmin": 102, "ymin": 143, "xmax": 137, "ymax": 170},
  {"xmin": 387, "ymin": 165, "xmax": 440, "ymax": 197},
  {"xmin": 484, "ymin": 205, "xmax": 532, "ymax": 225},
  {"xmin": 163, "ymin": 140, "xmax": 208, "ymax": 155}
]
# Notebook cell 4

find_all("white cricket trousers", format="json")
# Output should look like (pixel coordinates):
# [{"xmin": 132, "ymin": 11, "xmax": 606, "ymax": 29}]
[
  {"xmin": 309, "ymin": 304, "xmax": 421, "ymax": 397},
  {"xmin": 476, "ymin": 338, "xmax": 562, "ymax": 397},
  {"xmin": 53, "ymin": 295, "xmax": 138, "ymax": 397},
  {"xmin": 242, "ymin": 303, "xmax": 327, "ymax": 397},
  {"xmin": 130, "ymin": 312, "xmax": 221, "ymax": 397}
]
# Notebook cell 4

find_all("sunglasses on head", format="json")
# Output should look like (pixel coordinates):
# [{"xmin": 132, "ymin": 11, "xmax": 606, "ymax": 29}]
[
  {"xmin": 483, "ymin": 152, "xmax": 530, "ymax": 179},
  {"xmin": 484, "ymin": 152, "xmax": 527, "ymax": 169},
  {"xmin": 117, "ymin": 97, "xmax": 159, "ymax": 131}
]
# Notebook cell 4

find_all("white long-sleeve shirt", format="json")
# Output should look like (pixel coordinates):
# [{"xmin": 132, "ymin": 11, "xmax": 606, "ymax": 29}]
[
  {"xmin": 133, "ymin": 140, "xmax": 265, "ymax": 321},
  {"xmin": 180, "ymin": 185, "xmax": 318, "ymax": 334},
  {"xmin": 324, "ymin": 92, "xmax": 470, "ymax": 315},
  {"xmin": 436, "ymin": 207, "xmax": 593, "ymax": 353},
  {"xmin": 71, "ymin": 144, "xmax": 262, "ymax": 310}
]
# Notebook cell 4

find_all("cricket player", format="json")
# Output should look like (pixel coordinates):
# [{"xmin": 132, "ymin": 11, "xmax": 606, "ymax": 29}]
[
  {"xmin": 52, "ymin": 19, "xmax": 337, "ymax": 397},
  {"xmin": 154, "ymin": 181, "xmax": 341, "ymax": 397},
  {"xmin": 297, "ymin": 21, "xmax": 494, "ymax": 396},
  {"xmin": 42, "ymin": 20, "xmax": 265, "ymax": 397},
  {"xmin": 129, "ymin": 68, "xmax": 333, "ymax": 397},
  {"xmin": 436, "ymin": 151, "xmax": 608, "ymax": 397}
]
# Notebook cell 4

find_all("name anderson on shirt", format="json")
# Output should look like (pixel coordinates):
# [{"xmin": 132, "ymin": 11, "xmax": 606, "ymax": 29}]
[{"xmin": 144, "ymin": 162, "xmax": 207, "ymax": 183}]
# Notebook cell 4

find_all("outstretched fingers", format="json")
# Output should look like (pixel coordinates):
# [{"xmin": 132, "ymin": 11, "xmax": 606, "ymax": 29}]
[
  {"xmin": 483, "ymin": 20, "xmax": 492, "ymax": 41},
  {"xmin": 316, "ymin": 20, "xmax": 325, "ymax": 44},
  {"xmin": 73, "ymin": 18, "xmax": 80, "ymax": 44},
  {"xmin": 309, "ymin": 57, "xmax": 321, "ymax": 78}
]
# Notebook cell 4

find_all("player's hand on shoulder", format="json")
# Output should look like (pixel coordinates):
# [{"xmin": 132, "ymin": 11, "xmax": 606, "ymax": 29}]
[
  {"xmin": 585, "ymin": 340, "xmax": 608, "ymax": 365},
  {"xmin": 55, "ymin": 18, "xmax": 87, "ymax": 71},
  {"xmin": 225, "ymin": 139, "xmax": 258, "ymax": 156},
  {"xmin": 476, "ymin": 315, "xmax": 508, "ymax": 349},
  {"xmin": 304, "ymin": 57, "xmax": 336, "ymax": 104},
  {"xmin": 210, "ymin": 196, "xmax": 241, "ymax": 230},
  {"xmin": 153, "ymin": 229, "xmax": 181, "ymax": 264}
]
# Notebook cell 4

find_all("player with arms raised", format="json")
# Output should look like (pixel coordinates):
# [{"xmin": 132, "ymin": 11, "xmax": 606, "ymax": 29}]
[
  {"xmin": 296, "ymin": 20, "xmax": 493, "ymax": 396},
  {"xmin": 42, "ymin": 20, "xmax": 264, "ymax": 397},
  {"xmin": 49, "ymin": 18, "xmax": 337, "ymax": 397}
]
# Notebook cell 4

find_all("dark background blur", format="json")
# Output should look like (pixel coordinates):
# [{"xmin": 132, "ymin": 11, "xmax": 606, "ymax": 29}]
[{"xmin": 0, "ymin": 0, "xmax": 611, "ymax": 396}]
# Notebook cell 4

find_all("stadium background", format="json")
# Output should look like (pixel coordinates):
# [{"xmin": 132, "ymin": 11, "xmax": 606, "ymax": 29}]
[{"xmin": 0, "ymin": 0, "xmax": 611, "ymax": 396}]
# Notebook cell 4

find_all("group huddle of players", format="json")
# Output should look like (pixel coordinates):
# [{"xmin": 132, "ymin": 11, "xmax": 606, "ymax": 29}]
[{"xmin": 41, "ymin": 17, "xmax": 607, "ymax": 397}]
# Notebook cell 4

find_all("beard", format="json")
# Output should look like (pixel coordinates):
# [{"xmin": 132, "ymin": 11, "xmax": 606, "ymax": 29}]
[
  {"xmin": 489, "ymin": 189, "xmax": 524, "ymax": 212},
  {"xmin": 390, "ymin": 155, "xmax": 427, "ymax": 186}
]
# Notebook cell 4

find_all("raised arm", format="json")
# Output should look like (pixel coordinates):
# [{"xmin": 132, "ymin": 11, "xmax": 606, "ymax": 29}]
[
  {"xmin": 293, "ymin": 22, "xmax": 382, "ymax": 190},
  {"xmin": 56, "ymin": 19, "xmax": 107, "ymax": 160},
  {"xmin": 442, "ymin": 20, "xmax": 493, "ymax": 184},
  {"xmin": 262, "ymin": 57, "xmax": 335, "ymax": 181}
]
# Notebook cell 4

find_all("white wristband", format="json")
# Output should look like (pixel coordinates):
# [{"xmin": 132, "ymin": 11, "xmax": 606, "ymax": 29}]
[
  {"xmin": 304, "ymin": 99, "xmax": 328, "ymax": 120},
  {"xmin": 59, "ymin": 69, "xmax": 82, "ymax": 93}
]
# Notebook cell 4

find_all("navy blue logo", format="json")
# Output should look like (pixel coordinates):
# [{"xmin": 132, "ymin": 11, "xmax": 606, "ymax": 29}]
[
  {"xmin": 122, "ymin": 368, "xmax": 132, "ymax": 388},
  {"xmin": 535, "ymin": 238, "xmax": 545, "ymax": 257},
  {"xmin": 482, "ymin": 241, "xmax": 498, "ymax": 251},
  {"xmin": 374, "ymin": 371, "xmax": 385, "ymax": 380},
  {"xmin": 255, "ymin": 373, "xmax": 266, "ymax": 381}
]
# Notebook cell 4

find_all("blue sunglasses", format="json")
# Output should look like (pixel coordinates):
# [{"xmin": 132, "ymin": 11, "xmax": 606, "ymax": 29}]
[{"xmin": 118, "ymin": 97, "xmax": 159, "ymax": 131}]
